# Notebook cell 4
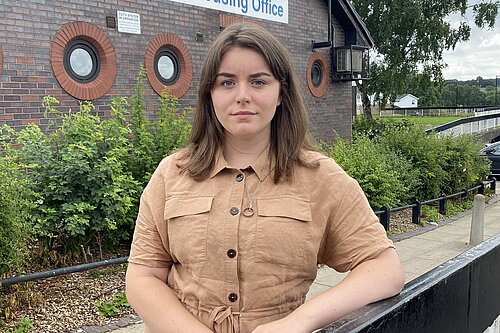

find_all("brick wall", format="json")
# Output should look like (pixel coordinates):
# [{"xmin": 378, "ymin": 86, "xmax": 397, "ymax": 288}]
[{"xmin": 0, "ymin": 0, "xmax": 353, "ymax": 141}]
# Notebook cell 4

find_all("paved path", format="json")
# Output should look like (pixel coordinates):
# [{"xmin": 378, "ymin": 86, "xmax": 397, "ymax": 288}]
[{"xmin": 106, "ymin": 191, "xmax": 500, "ymax": 333}]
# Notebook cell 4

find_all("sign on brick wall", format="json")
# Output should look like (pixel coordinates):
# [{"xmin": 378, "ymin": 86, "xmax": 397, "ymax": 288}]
[
  {"xmin": 167, "ymin": 0, "xmax": 288, "ymax": 24},
  {"xmin": 117, "ymin": 11, "xmax": 141, "ymax": 34}
]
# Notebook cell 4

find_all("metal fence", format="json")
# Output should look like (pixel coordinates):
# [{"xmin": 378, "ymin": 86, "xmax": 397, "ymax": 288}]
[{"xmin": 375, "ymin": 178, "xmax": 496, "ymax": 231}]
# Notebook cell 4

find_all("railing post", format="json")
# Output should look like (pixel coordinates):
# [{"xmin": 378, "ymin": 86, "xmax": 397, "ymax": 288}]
[
  {"xmin": 478, "ymin": 182, "xmax": 485, "ymax": 195},
  {"xmin": 439, "ymin": 195, "xmax": 447, "ymax": 215},
  {"xmin": 462, "ymin": 188, "xmax": 468, "ymax": 199},
  {"xmin": 379, "ymin": 206, "xmax": 390, "ymax": 231},
  {"xmin": 411, "ymin": 199, "xmax": 421, "ymax": 225},
  {"xmin": 490, "ymin": 177, "xmax": 497, "ymax": 192}
]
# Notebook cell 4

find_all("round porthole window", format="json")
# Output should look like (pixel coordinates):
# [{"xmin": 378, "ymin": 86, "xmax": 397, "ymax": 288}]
[
  {"xmin": 145, "ymin": 33, "xmax": 192, "ymax": 98},
  {"xmin": 311, "ymin": 61, "xmax": 323, "ymax": 88},
  {"xmin": 64, "ymin": 40, "xmax": 100, "ymax": 83},
  {"xmin": 154, "ymin": 49, "xmax": 179, "ymax": 85},
  {"xmin": 51, "ymin": 22, "xmax": 116, "ymax": 100},
  {"xmin": 307, "ymin": 52, "xmax": 329, "ymax": 98}
]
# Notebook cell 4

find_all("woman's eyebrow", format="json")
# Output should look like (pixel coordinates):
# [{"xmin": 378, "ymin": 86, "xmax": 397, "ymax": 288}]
[
  {"xmin": 214, "ymin": 72, "xmax": 235, "ymax": 79},
  {"xmin": 214, "ymin": 72, "xmax": 273, "ymax": 79},
  {"xmin": 249, "ymin": 72, "xmax": 273, "ymax": 78}
]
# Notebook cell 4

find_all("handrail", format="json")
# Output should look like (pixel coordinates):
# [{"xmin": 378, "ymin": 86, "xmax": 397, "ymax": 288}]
[
  {"xmin": 0, "ymin": 257, "xmax": 128, "ymax": 288},
  {"xmin": 426, "ymin": 111, "xmax": 500, "ymax": 134},
  {"xmin": 375, "ymin": 178, "xmax": 496, "ymax": 231}
]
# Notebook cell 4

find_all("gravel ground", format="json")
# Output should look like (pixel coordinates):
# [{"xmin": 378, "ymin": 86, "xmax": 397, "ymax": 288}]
[{"xmin": 0, "ymin": 210, "xmax": 423, "ymax": 333}]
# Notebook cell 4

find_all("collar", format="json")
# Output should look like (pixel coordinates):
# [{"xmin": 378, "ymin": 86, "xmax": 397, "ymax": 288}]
[{"xmin": 209, "ymin": 146, "xmax": 274, "ymax": 181}]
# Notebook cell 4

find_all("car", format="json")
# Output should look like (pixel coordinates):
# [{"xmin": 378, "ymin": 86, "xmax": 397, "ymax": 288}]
[{"xmin": 480, "ymin": 141, "xmax": 500, "ymax": 178}]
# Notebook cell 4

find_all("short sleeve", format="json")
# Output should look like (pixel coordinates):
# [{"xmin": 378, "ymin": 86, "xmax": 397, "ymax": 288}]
[
  {"xmin": 319, "ymin": 176, "xmax": 393, "ymax": 272},
  {"xmin": 128, "ymin": 160, "xmax": 173, "ymax": 268}
]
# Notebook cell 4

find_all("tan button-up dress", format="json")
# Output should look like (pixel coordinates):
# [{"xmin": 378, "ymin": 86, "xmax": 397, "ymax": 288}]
[{"xmin": 129, "ymin": 148, "xmax": 393, "ymax": 333}]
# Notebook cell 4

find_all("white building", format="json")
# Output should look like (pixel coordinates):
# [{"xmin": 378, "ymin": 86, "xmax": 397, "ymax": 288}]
[{"xmin": 394, "ymin": 94, "xmax": 419, "ymax": 108}]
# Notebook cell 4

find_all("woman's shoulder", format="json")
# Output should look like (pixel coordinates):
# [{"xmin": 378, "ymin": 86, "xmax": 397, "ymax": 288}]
[
  {"xmin": 300, "ymin": 149, "xmax": 344, "ymax": 172},
  {"xmin": 299, "ymin": 149, "xmax": 355, "ymax": 188},
  {"xmin": 155, "ymin": 148, "xmax": 190, "ymax": 174}
]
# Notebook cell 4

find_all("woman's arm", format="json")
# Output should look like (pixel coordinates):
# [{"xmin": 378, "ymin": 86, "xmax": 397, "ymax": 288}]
[
  {"xmin": 251, "ymin": 247, "xmax": 405, "ymax": 333},
  {"xmin": 126, "ymin": 263, "xmax": 213, "ymax": 333}
]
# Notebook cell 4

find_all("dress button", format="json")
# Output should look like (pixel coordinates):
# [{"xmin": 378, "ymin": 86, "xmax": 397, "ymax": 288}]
[
  {"xmin": 228, "ymin": 293, "xmax": 238, "ymax": 302},
  {"xmin": 227, "ymin": 249, "xmax": 237, "ymax": 258},
  {"xmin": 235, "ymin": 173, "xmax": 244, "ymax": 182},
  {"xmin": 230, "ymin": 207, "xmax": 239, "ymax": 215}
]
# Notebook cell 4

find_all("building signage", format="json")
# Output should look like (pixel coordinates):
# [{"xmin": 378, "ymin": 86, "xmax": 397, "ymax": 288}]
[
  {"xmin": 117, "ymin": 11, "xmax": 141, "ymax": 34},
  {"xmin": 166, "ymin": 0, "xmax": 288, "ymax": 24}
]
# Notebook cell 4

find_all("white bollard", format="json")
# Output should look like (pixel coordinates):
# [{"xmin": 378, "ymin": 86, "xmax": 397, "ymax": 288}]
[{"xmin": 469, "ymin": 194, "xmax": 485, "ymax": 246}]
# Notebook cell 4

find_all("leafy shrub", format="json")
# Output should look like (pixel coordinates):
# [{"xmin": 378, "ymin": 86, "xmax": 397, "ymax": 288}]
[
  {"xmin": 353, "ymin": 116, "xmax": 413, "ymax": 141},
  {"xmin": 16, "ymin": 97, "xmax": 141, "ymax": 253},
  {"xmin": 379, "ymin": 124, "xmax": 447, "ymax": 200},
  {"xmin": 127, "ymin": 66, "xmax": 191, "ymax": 186},
  {"xmin": 0, "ymin": 126, "xmax": 37, "ymax": 276},
  {"xmin": 6, "ymin": 67, "xmax": 192, "ymax": 256},
  {"xmin": 437, "ymin": 134, "xmax": 490, "ymax": 195},
  {"xmin": 323, "ymin": 136, "xmax": 417, "ymax": 209}
]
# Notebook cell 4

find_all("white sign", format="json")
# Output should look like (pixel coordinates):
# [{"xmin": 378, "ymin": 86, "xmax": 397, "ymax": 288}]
[
  {"xmin": 166, "ymin": 0, "xmax": 288, "ymax": 24},
  {"xmin": 117, "ymin": 11, "xmax": 141, "ymax": 34}
]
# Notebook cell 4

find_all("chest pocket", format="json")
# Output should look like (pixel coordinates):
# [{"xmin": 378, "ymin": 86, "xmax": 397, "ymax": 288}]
[
  {"xmin": 165, "ymin": 195, "xmax": 214, "ymax": 264},
  {"xmin": 255, "ymin": 197, "xmax": 313, "ymax": 267}
]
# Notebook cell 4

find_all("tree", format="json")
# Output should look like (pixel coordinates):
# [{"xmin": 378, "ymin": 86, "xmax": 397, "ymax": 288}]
[
  {"xmin": 402, "ymin": 73, "xmax": 443, "ymax": 107},
  {"xmin": 441, "ymin": 82, "xmax": 488, "ymax": 106},
  {"xmin": 351, "ymin": 0, "xmax": 499, "ymax": 118}
]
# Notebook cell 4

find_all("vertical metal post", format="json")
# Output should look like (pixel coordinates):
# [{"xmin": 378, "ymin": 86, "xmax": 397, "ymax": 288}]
[
  {"xmin": 379, "ymin": 206, "xmax": 390, "ymax": 231},
  {"xmin": 411, "ymin": 199, "xmax": 421, "ymax": 225},
  {"xmin": 439, "ymin": 195, "xmax": 447, "ymax": 215},
  {"xmin": 478, "ymin": 183, "xmax": 485, "ymax": 195}
]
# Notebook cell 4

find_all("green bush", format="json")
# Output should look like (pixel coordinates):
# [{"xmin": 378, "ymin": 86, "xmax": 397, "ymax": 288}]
[
  {"xmin": 16, "ymin": 97, "xmax": 141, "ymax": 253},
  {"xmin": 437, "ymin": 134, "xmax": 490, "ymax": 195},
  {"xmin": 127, "ymin": 66, "xmax": 191, "ymax": 187},
  {"xmin": 7, "ymin": 67, "xmax": 192, "ymax": 256},
  {"xmin": 353, "ymin": 116, "xmax": 413, "ymax": 141},
  {"xmin": 0, "ymin": 126, "xmax": 36, "ymax": 276},
  {"xmin": 323, "ymin": 136, "xmax": 417, "ymax": 209},
  {"xmin": 379, "ymin": 125, "xmax": 447, "ymax": 200}
]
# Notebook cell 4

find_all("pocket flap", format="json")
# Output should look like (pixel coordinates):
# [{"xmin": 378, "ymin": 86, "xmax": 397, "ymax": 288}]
[
  {"xmin": 164, "ymin": 196, "xmax": 214, "ymax": 219},
  {"xmin": 257, "ymin": 197, "xmax": 312, "ymax": 222}
]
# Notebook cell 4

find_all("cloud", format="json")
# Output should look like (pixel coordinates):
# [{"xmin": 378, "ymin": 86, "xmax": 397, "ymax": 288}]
[
  {"xmin": 479, "ymin": 33, "xmax": 500, "ymax": 48},
  {"xmin": 442, "ymin": 7, "xmax": 500, "ymax": 80}
]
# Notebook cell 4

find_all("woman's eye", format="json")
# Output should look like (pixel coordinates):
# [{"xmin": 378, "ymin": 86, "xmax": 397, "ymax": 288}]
[
  {"xmin": 252, "ymin": 80, "xmax": 266, "ymax": 86},
  {"xmin": 221, "ymin": 80, "xmax": 235, "ymax": 87}
]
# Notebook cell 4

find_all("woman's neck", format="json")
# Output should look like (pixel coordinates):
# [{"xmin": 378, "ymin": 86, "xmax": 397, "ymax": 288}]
[{"xmin": 223, "ymin": 134, "xmax": 270, "ymax": 169}]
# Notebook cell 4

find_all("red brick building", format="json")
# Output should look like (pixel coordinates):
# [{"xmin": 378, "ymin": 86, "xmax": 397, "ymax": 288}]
[{"xmin": 0, "ymin": 0, "xmax": 372, "ymax": 141}]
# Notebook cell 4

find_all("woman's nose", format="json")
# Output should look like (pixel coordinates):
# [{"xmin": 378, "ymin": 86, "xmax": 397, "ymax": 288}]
[{"xmin": 235, "ymin": 84, "xmax": 251, "ymax": 104}]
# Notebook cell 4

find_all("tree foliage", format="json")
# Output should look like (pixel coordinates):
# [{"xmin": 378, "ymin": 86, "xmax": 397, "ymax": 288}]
[
  {"xmin": 441, "ymin": 81, "xmax": 489, "ymax": 106},
  {"xmin": 351, "ymin": 0, "xmax": 499, "ymax": 116}
]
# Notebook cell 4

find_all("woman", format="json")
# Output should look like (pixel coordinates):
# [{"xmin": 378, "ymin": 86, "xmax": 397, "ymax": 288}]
[{"xmin": 126, "ymin": 23, "xmax": 405, "ymax": 333}]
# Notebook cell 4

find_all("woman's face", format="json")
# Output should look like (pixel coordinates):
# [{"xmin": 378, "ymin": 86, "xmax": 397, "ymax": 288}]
[{"xmin": 210, "ymin": 47, "xmax": 281, "ymax": 143}]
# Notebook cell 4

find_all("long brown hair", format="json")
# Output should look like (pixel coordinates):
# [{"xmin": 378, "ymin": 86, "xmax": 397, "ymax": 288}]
[{"xmin": 180, "ymin": 23, "xmax": 318, "ymax": 182}]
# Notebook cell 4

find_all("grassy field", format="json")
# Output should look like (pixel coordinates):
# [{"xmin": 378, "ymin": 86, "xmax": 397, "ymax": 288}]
[{"xmin": 379, "ymin": 116, "xmax": 468, "ymax": 126}]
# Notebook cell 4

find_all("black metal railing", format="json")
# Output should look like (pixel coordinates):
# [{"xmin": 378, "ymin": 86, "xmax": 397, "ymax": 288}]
[{"xmin": 375, "ymin": 178, "xmax": 496, "ymax": 231}]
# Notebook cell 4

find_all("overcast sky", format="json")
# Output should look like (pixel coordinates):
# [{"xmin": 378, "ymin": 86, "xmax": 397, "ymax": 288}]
[{"xmin": 442, "ymin": 6, "xmax": 500, "ymax": 81}]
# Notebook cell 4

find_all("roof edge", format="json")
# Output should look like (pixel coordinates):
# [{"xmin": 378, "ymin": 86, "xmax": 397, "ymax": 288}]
[{"xmin": 335, "ymin": 0, "xmax": 374, "ymax": 48}]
